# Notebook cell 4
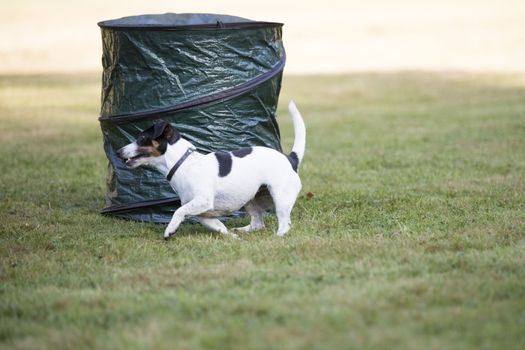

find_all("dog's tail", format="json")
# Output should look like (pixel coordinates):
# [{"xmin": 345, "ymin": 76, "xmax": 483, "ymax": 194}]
[{"xmin": 287, "ymin": 100, "xmax": 306, "ymax": 172}]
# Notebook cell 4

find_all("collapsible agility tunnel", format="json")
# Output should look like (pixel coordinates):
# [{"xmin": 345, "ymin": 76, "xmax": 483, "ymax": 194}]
[{"xmin": 98, "ymin": 13, "xmax": 286, "ymax": 223}]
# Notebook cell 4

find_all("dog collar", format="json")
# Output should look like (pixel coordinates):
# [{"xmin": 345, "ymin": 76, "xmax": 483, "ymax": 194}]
[{"xmin": 166, "ymin": 148, "xmax": 194, "ymax": 182}]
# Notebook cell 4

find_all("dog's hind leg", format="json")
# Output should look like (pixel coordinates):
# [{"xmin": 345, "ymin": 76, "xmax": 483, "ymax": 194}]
[
  {"xmin": 233, "ymin": 200, "xmax": 266, "ymax": 233},
  {"xmin": 269, "ymin": 177, "xmax": 302, "ymax": 237},
  {"xmin": 275, "ymin": 202, "xmax": 293, "ymax": 236}
]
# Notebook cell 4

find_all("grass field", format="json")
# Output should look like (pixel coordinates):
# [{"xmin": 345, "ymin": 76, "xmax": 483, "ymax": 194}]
[{"xmin": 1, "ymin": 72, "xmax": 524, "ymax": 349}]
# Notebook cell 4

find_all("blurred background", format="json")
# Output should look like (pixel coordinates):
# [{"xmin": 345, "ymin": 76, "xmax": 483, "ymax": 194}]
[
  {"xmin": 2, "ymin": 2, "xmax": 525, "ymax": 348},
  {"xmin": 2, "ymin": 0, "xmax": 525, "ymax": 75}
]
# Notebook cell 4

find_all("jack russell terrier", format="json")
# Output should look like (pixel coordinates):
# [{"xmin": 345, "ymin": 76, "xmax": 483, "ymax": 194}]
[{"xmin": 117, "ymin": 101, "xmax": 305, "ymax": 240}]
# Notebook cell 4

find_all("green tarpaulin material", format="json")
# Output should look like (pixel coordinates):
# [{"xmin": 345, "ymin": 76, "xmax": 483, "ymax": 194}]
[{"xmin": 98, "ymin": 13, "xmax": 286, "ymax": 223}]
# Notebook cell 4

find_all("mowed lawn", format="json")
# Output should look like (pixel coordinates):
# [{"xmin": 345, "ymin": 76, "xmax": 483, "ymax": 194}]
[{"xmin": 0, "ymin": 72, "xmax": 524, "ymax": 350}]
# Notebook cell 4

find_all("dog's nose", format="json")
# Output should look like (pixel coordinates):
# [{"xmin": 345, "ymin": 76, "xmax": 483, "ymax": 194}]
[{"xmin": 116, "ymin": 147, "xmax": 125, "ymax": 159}]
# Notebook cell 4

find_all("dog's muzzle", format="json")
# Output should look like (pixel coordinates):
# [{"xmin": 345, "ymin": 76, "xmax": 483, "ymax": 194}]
[{"xmin": 117, "ymin": 147, "xmax": 146, "ymax": 167}]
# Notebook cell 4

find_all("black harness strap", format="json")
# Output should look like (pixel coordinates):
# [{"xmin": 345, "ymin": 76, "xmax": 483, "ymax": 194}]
[{"xmin": 166, "ymin": 148, "xmax": 194, "ymax": 182}]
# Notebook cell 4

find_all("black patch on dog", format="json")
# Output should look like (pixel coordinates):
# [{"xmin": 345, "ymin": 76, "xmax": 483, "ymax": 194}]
[
  {"xmin": 166, "ymin": 127, "xmax": 181, "ymax": 145},
  {"xmin": 136, "ymin": 133, "xmax": 151, "ymax": 147},
  {"xmin": 215, "ymin": 152, "xmax": 232, "ymax": 177},
  {"xmin": 156, "ymin": 139, "xmax": 168, "ymax": 154},
  {"xmin": 287, "ymin": 152, "xmax": 299, "ymax": 172},
  {"xmin": 156, "ymin": 126, "xmax": 180, "ymax": 154},
  {"xmin": 152, "ymin": 122, "xmax": 181, "ymax": 145},
  {"xmin": 232, "ymin": 147, "xmax": 253, "ymax": 158}
]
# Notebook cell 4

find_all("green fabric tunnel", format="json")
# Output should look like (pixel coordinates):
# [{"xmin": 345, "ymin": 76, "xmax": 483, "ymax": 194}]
[{"xmin": 98, "ymin": 13, "xmax": 286, "ymax": 223}]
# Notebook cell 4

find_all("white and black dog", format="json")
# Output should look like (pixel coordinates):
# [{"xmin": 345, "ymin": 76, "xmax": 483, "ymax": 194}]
[{"xmin": 117, "ymin": 101, "xmax": 305, "ymax": 240}]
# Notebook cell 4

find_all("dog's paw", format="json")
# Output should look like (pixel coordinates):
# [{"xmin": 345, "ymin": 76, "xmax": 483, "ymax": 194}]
[
  {"xmin": 227, "ymin": 232, "xmax": 239, "ymax": 240},
  {"xmin": 232, "ymin": 225, "xmax": 251, "ymax": 233},
  {"xmin": 164, "ymin": 228, "xmax": 175, "ymax": 240}
]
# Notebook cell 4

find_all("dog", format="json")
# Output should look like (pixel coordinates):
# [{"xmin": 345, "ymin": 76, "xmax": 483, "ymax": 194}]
[{"xmin": 117, "ymin": 101, "xmax": 305, "ymax": 239}]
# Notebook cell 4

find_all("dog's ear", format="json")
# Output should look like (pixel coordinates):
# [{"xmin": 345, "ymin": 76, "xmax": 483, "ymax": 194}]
[
  {"xmin": 153, "ymin": 121, "xmax": 180, "ymax": 144},
  {"xmin": 153, "ymin": 122, "xmax": 169, "ymax": 139}
]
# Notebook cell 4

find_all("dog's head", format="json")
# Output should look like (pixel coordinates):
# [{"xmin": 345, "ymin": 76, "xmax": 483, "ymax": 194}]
[{"xmin": 117, "ymin": 122, "xmax": 180, "ymax": 168}]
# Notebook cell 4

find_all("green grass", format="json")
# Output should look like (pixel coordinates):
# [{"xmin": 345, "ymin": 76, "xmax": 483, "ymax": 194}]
[{"xmin": 1, "ymin": 72, "xmax": 524, "ymax": 350}]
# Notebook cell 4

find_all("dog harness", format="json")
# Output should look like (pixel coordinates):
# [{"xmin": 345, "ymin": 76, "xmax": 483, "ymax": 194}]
[{"xmin": 166, "ymin": 148, "xmax": 195, "ymax": 182}]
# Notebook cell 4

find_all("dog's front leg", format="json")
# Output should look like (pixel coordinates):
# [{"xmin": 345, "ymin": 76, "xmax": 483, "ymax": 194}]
[{"xmin": 164, "ymin": 197, "xmax": 213, "ymax": 240}]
